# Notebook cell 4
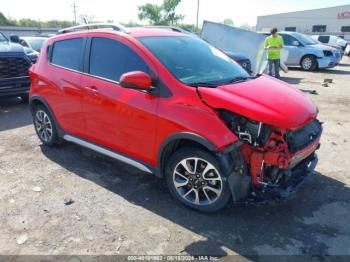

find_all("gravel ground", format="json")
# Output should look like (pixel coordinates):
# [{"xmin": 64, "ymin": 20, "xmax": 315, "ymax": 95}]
[{"xmin": 0, "ymin": 57, "xmax": 350, "ymax": 258}]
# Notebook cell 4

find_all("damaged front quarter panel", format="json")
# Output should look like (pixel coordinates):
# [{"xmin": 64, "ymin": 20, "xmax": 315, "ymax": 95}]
[{"xmin": 216, "ymin": 109, "xmax": 323, "ymax": 204}]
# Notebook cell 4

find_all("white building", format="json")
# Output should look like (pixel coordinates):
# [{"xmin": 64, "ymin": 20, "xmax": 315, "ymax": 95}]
[{"xmin": 256, "ymin": 4, "xmax": 350, "ymax": 36}]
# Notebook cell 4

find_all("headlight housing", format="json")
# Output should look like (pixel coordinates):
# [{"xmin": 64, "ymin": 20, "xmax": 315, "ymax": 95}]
[
  {"xmin": 323, "ymin": 50, "xmax": 333, "ymax": 57},
  {"xmin": 25, "ymin": 49, "xmax": 39, "ymax": 63},
  {"xmin": 218, "ymin": 109, "xmax": 272, "ymax": 146}
]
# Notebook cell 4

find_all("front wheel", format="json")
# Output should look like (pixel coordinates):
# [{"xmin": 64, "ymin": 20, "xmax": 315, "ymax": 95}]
[
  {"xmin": 165, "ymin": 147, "xmax": 231, "ymax": 213},
  {"xmin": 301, "ymin": 55, "xmax": 317, "ymax": 71}
]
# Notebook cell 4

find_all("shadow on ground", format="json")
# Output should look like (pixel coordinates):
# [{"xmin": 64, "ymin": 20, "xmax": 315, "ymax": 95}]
[
  {"xmin": 40, "ymin": 143, "xmax": 350, "ymax": 257},
  {"xmin": 0, "ymin": 97, "xmax": 32, "ymax": 131},
  {"xmin": 280, "ymin": 76, "xmax": 303, "ymax": 85},
  {"xmin": 288, "ymin": 67, "xmax": 350, "ymax": 76}
]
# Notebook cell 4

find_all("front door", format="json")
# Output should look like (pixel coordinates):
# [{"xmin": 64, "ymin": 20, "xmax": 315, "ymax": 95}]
[
  {"xmin": 80, "ymin": 35, "xmax": 159, "ymax": 165},
  {"xmin": 281, "ymin": 34, "xmax": 302, "ymax": 65}
]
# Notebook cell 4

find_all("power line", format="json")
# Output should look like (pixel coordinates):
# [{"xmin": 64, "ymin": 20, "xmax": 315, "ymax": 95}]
[
  {"xmin": 196, "ymin": 0, "xmax": 200, "ymax": 31},
  {"xmin": 72, "ymin": 1, "xmax": 78, "ymax": 25}
]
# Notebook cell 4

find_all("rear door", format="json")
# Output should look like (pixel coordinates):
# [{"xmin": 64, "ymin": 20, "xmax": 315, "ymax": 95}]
[
  {"xmin": 46, "ymin": 36, "xmax": 86, "ymax": 137},
  {"xmin": 80, "ymin": 34, "xmax": 159, "ymax": 164}
]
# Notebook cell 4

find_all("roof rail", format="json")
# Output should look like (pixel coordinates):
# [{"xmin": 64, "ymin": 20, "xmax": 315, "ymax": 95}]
[
  {"xmin": 144, "ymin": 26, "xmax": 192, "ymax": 34},
  {"xmin": 57, "ymin": 23, "xmax": 130, "ymax": 34}
]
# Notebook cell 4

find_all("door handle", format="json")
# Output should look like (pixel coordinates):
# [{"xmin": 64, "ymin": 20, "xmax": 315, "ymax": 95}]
[{"xmin": 84, "ymin": 86, "xmax": 99, "ymax": 95}]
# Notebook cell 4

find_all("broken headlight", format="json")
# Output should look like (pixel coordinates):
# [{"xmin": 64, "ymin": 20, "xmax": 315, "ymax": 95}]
[{"xmin": 218, "ymin": 109, "xmax": 272, "ymax": 146}]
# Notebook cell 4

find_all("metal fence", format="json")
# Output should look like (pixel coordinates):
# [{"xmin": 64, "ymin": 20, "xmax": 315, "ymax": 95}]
[{"xmin": 0, "ymin": 26, "xmax": 59, "ymax": 37}]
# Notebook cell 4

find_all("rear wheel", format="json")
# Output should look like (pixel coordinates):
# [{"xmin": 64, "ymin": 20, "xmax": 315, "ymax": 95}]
[
  {"xmin": 301, "ymin": 55, "xmax": 317, "ymax": 71},
  {"xmin": 33, "ymin": 105, "xmax": 59, "ymax": 146},
  {"xmin": 165, "ymin": 147, "xmax": 231, "ymax": 213}
]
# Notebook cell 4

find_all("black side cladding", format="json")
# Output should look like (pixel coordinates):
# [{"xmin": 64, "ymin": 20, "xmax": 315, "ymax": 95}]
[{"xmin": 286, "ymin": 119, "xmax": 322, "ymax": 153}]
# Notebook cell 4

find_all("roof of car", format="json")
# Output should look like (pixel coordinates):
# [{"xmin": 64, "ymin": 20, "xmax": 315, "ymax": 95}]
[{"xmin": 128, "ymin": 27, "xmax": 188, "ymax": 37}]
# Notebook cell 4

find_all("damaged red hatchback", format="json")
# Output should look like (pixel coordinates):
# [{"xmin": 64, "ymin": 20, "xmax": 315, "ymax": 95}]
[{"xmin": 29, "ymin": 25, "xmax": 322, "ymax": 212}]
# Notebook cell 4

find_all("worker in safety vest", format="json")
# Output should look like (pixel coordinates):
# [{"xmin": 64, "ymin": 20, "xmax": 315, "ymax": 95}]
[{"xmin": 264, "ymin": 28, "xmax": 284, "ymax": 79}]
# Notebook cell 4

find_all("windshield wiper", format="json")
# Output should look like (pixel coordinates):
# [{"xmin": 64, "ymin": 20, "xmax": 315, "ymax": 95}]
[
  {"xmin": 222, "ymin": 76, "xmax": 254, "ymax": 85},
  {"xmin": 187, "ymin": 82, "xmax": 218, "ymax": 88}
]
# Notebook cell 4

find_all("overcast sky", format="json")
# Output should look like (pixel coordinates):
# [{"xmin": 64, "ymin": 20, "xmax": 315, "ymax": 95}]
[{"xmin": 2, "ymin": 0, "xmax": 350, "ymax": 26}]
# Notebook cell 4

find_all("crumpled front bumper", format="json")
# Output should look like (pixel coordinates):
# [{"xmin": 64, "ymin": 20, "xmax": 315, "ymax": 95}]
[
  {"xmin": 317, "ymin": 56, "xmax": 341, "ymax": 69},
  {"xmin": 245, "ymin": 154, "xmax": 318, "ymax": 203}
]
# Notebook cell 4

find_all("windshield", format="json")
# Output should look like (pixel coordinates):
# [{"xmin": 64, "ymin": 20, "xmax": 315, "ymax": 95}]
[
  {"xmin": 25, "ymin": 38, "xmax": 46, "ymax": 51},
  {"xmin": 295, "ymin": 33, "xmax": 318, "ymax": 45},
  {"xmin": 139, "ymin": 36, "xmax": 250, "ymax": 86},
  {"xmin": 0, "ymin": 32, "xmax": 8, "ymax": 42}
]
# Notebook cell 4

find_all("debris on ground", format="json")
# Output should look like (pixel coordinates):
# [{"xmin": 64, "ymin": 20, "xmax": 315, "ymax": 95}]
[
  {"xmin": 16, "ymin": 234, "xmax": 28, "ymax": 245},
  {"xmin": 300, "ymin": 89, "xmax": 318, "ymax": 95},
  {"xmin": 32, "ymin": 186, "xmax": 42, "ymax": 192},
  {"xmin": 64, "ymin": 198, "xmax": 75, "ymax": 206},
  {"xmin": 324, "ymin": 78, "xmax": 333, "ymax": 84}
]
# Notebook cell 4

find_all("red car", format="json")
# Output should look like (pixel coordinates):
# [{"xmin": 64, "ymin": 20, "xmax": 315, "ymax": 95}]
[{"xmin": 29, "ymin": 24, "xmax": 322, "ymax": 212}]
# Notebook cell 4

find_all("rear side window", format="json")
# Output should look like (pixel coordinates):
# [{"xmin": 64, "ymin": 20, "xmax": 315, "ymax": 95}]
[
  {"xmin": 318, "ymin": 35, "xmax": 330, "ymax": 43},
  {"xmin": 51, "ymin": 38, "xmax": 83, "ymax": 71},
  {"xmin": 89, "ymin": 37, "xmax": 150, "ymax": 82}
]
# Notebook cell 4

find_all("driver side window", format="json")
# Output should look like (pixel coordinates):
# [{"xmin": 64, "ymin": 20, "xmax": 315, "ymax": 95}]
[
  {"xmin": 281, "ymin": 34, "xmax": 298, "ymax": 46},
  {"xmin": 89, "ymin": 37, "xmax": 151, "ymax": 82}
]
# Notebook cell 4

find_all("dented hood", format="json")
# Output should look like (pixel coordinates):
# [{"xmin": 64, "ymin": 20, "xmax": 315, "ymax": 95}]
[{"xmin": 198, "ymin": 75, "xmax": 318, "ymax": 129}]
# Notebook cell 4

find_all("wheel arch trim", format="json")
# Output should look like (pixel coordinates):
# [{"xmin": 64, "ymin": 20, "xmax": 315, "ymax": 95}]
[
  {"xmin": 29, "ymin": 95, "xmax": 64, "ymax": 136},
  {"xmin": 157, "ymin": 132, "xmax": 220, "ymax": 175}
]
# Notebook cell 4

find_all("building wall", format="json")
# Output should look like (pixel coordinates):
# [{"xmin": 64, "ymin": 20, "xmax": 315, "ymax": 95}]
[
  {"xmin": 256, "ymin": 4, "xmax": 350, "ymax": 35},
  {"xmin": 0, "ymin": 26, "xmax": 58, "ymax": 37}
]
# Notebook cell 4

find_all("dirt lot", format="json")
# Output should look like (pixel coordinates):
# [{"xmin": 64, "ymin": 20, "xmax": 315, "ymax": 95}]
[{"xmin": 1, "ymin": 57, "xmax": 350, "ymax": 258}]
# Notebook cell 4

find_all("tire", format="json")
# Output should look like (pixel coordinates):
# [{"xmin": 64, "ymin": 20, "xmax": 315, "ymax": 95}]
[
  {"xmin": 164, "ymin": 147, "xmax": 231, "ymax": 213},
  {"xmin": 20, "ymin": 94, "xmax": 29, "ymax": 103},
  {"xmin": 33, "ymin": 105, "xmax": 60, "ymax": 146},
  {"xmin": 301, "ymin": 55, "xmax": 317, "ymax": 71}
]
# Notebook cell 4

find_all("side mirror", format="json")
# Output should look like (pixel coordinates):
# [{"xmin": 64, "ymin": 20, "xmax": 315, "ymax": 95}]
[
  {"xmin": 292, "ymin": 41, "xmax": 300, "ymax": 47},
  {"xmin": 10, "ymin": 35, "xmax": 20, "ymax": 43},
  {"xmin": 120, "ymin": 71, "xmax": 152, "ymax": 90}
]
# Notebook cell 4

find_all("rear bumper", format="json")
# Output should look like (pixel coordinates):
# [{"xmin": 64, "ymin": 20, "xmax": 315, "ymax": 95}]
[{"xmin": 0, "ymin": 76, "xmax": 30, "ymax": 97}]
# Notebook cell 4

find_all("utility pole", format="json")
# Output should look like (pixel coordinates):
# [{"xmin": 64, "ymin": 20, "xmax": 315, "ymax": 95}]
[
  {"xmin": 72, "ymin": 1, "xmax": 77, "ymax": 25},
  {"xmin": 196, "ymin": 0, "xmax": 200, "ymax": 32}
]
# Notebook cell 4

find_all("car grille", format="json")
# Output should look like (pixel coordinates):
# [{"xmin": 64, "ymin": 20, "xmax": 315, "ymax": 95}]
[
  {"xmin": 286, "ymin": 120, "xmax": 322, "ymax": 154},
  {"xmin": 0, "ymin": 57, "xmax": 31, "ymax": 80}
]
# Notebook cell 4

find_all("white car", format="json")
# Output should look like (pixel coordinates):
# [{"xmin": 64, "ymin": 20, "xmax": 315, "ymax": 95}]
[
  {"xmin": 311, "ymin": 35, "xmax": 347, "ymax": 53},
  {"xmin": 19, "ymin": 36, "xmax": 48, "ymax": 52},
  {"xmin": 345, "ymin": 44, "xmax": 350, "ymax": 56}
]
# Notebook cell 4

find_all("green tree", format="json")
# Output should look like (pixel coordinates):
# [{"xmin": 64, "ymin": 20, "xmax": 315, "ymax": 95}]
[
  {"xmin": 223, "ymin": 18, "xmax": 234, "ymax": 27},
  {"xmin": 0, "ymin": 12, "xmax": 17, "ymax": 26},
  {"xmin": 239, "ymin": 22, "xmax": 251, "ymax": 31},
  {"xmin": 138, "ymin": 0, "xmax": 184, "ymax": 25}
]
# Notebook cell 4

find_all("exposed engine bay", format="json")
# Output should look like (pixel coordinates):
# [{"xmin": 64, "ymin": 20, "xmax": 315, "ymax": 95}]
[{"xmin": 219, "ymin": 109, "xmax": 323, "ymax": 201}]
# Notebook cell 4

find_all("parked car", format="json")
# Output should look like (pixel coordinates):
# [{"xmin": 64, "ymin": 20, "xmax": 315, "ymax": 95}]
[
  {"xmin": 19, "ymin": 36, "xmax": 48, "ymax": 52},
  {"xmin": 345, "ymin": 43, "xmax": 350, "ymax": 56},
  {"xmin": 0, "ymin": 32, "xmax": 38, "ymax": 102},
  {"xmin": 223, "ymin": 51, "xmax": 252, "ymax": 73},
  {"xmin": 29, "ymin": 24, "xmax": 322, "ymax": 212},
  {"xmin": 311, "ymin": 35, "xmax": 347, "ymax": 53},
  {"xmin": 261, "ymin": 31, "xmax": 342, "ymax": 71}
]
